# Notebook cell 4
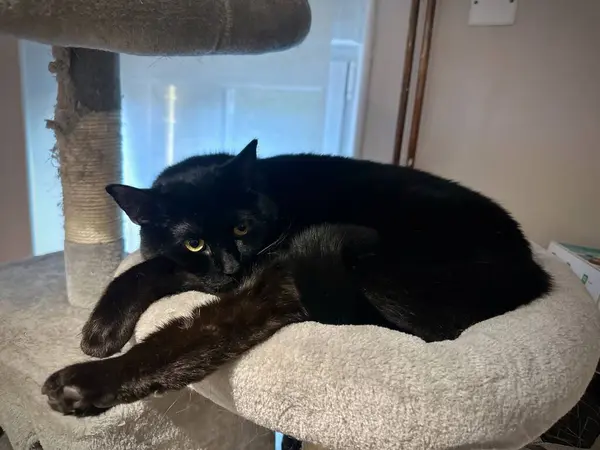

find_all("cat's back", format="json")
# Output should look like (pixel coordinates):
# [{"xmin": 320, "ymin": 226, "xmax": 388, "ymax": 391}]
[
  {"xmin": 260, "ymin": 153, "xmax": 489, "ymax": 210},
  {"xmin": 260, "ymin": 154, "xmax": 529, "ymax": 258}
]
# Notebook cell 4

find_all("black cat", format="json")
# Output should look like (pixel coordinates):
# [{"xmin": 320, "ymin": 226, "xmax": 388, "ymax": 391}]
[{"xmin": 42, "ymin": 140, "xmax": 551, "ymax": 447}]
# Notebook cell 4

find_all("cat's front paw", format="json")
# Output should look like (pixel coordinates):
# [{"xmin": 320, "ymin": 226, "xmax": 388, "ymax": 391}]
[
  {"xmin": 42, "ymin": 361, "xmax": 122, "ymax": 416},
  {"xmin": 81, "ymin": 315, "xmax": 133, "ymax": 358}
]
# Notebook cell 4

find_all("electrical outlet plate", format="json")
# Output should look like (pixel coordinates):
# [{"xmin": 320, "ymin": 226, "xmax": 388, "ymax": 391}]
[{"xmin": 468, "ymin": 0, "xmax": 518, "ymax": 26}]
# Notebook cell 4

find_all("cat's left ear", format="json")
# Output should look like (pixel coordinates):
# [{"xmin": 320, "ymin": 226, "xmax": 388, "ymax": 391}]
[{"xmin": 222, "ymin": 139, "xmax": 258, "ymax": 187}]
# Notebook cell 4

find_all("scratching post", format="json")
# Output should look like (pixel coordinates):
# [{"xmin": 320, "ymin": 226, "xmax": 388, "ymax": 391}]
[
  {"xmin": 0, "ymin": 1, "xmax": 312, "ymax": 447},
  {"xmin": 0, "ymin": 0, "xmax": 312, "ymax": 310},
  {"xmin": 48, "ymin": 47, "xmax": 123, "ymax": 308}
]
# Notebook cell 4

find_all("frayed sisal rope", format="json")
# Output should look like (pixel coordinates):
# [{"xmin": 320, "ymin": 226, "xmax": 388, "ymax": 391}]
[
  {"xmin": 52, "ymin": 112, "xmax": 122, "ymax": 244},
  {"xmin": 0, "ymin": 0, "xmax": 311, "ymax": 56},
  {"xmin": 48, "ymin": 47, "xmax": 124, "ymax": 307},
  {"xmin": 47, "ymin": 47, "xmax": 122, "ymax": 245}
]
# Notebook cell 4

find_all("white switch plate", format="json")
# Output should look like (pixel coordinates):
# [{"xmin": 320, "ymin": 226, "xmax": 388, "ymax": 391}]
[{"xmin": 469, "ymin": 0, "xmax": 518, "ymax": 26}]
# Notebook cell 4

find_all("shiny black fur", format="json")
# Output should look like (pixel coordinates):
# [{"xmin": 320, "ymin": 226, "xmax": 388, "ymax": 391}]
[{"xmin": 43, "ymin": 140, "xmax": 551, "ymax": 448}]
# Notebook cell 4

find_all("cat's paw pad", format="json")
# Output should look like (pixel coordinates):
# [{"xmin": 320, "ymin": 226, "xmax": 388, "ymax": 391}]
[
  {"xmin": 81, "ymin": 317, "xmax": 132, "ymax": 358},
  {"xmin": 42, "ymin": 363, "xmax": 119, "ymax": 416}
]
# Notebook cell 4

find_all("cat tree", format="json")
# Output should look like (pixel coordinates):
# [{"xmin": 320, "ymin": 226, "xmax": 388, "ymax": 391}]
[
  {"xmin": 0, "ymin": 1, "xmax": 311, "ymax": 448},
  {"xmin": 1, "ymin": 1, "xmax": 600, "ymax": 450},
  {"xmin": 1, "ymin": 0, "xmax": 312, "ymax": 309}
]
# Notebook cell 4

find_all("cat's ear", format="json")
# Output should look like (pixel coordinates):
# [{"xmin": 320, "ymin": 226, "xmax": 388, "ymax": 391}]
[
  {"xmin": 105, "ymin": 184, "xmax": 162, "ymax": 225},
  {"xmin": 221, "ymin": 139, "xmax": 258, "ymax": 187},
  {"xmin": 238, "ymin": 139, "xmax": 258, "ymax": 161}
]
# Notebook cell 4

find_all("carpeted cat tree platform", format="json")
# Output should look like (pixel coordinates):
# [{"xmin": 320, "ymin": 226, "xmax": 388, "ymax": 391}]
[{"xmin": 1, "ymin": 1, "xmax": 600, "ymax": 450}]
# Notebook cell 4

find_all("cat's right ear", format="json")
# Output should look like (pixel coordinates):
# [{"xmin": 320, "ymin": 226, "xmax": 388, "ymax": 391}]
[
  {"xmin": 220, "ymin": 139, "xmax": 258, "ymax": 188},
  {"xmin": 105, "ymin": 184, "xmax": 161, "ymax": 225}
]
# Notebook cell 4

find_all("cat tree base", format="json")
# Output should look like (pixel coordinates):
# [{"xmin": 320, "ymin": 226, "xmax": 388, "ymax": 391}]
[{"xmin": 0, "ymin": 253, "xmax": 273, "ymax": 450}]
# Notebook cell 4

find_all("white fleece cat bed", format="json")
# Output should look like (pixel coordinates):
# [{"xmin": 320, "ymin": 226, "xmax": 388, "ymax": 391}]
[{"xmin": 130, "ymin": 244, "xmax": 600, "ymax": 450}]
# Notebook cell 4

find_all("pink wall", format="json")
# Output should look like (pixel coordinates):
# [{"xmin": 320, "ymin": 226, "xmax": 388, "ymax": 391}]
[
  {"xmin": 0, "ymin": 36, "xmax": 32, "ymax": 263},
  {"xmin": 416, "ymin": 0, "xmax": 600, "ymax": 248}
]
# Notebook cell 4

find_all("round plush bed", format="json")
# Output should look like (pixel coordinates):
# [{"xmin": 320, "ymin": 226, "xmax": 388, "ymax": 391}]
[
  {"xmin": 128, "ymin": 243, "xmax": 600, "ymax": 450},
  {"xmin": 1, "ymin": 0, "xmax": 599, "ymax": 449}
]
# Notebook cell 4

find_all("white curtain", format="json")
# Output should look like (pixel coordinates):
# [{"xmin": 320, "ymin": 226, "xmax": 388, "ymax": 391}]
[{"xmin": 19, "ymin": 0, "xmax": 372, "ymax": 256}]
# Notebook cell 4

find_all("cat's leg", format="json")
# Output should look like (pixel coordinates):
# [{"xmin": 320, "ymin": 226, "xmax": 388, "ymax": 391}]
[
  {"xmin": 80, "ymin": 256, "xmax": 203, "ymax": 358},
  {"xmin": 43, "ymin": 224, "xmax": 378, "ymax": 416},
  {"xmin": 285, "ymin": 223, "xmax": 385, "ymax": 327},
  {"xmin": 43, "ymin": 261, "xmax": 308, "ymax": 416}
]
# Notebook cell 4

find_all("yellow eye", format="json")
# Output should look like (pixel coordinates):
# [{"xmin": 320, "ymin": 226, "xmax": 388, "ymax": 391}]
[
  {"xmin": 184, "ymin": 239, "xmax": 205, "ymax": 252},
  {"xmin": 233, "ymin": 225, "xmax": 249, "ymax": 237}
]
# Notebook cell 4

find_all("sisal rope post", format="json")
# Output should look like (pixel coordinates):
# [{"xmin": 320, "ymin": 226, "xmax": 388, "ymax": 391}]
[{"xmin": 47, "ymin": 47, "xmax": 123, "ymax": 308}]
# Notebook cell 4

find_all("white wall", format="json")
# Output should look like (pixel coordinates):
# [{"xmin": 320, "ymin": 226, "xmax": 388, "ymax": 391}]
[{"xmin": 415, "ymin": 0, "xmax": 600, "ymax": 248}]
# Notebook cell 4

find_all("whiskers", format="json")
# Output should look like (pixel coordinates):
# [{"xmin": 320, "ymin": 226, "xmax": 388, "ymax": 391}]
[{"xmin": 257, "ymin": 223, "xmax": 292, "ymax": 256}]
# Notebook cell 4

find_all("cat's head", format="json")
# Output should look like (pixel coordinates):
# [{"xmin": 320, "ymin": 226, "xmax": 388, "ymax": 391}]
[{"xmin": 106, "ymin": 140, "xmax": 280, "ymax": 293}]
